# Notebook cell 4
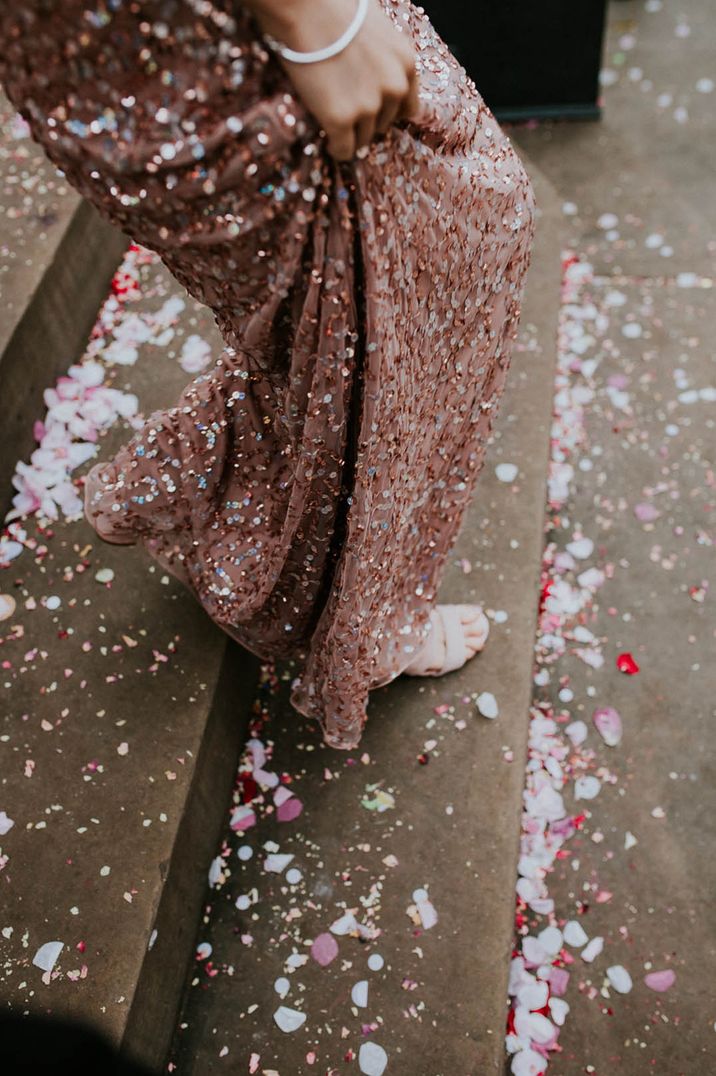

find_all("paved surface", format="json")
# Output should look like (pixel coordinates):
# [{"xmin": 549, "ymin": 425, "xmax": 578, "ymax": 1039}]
[
  {"xmin": 167, "ymin": 164, "xmax": 563, "ymax": 1075},
  {"xmin": 0, "ymin": 242, "xmax": 257, "ymax": 1069},
  {"xmin": 506, "ymin": 1, "xmax": 716, "ymax": 1073},
  {"xmin": 3, "ymin": 1, "xmax": 714, "ymax": 1073}
]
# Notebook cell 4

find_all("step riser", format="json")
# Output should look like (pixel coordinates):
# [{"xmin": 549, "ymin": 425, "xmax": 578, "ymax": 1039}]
[{"xmin": 122, "ymin": 640, "xmax": 258, "ymax": 1071}]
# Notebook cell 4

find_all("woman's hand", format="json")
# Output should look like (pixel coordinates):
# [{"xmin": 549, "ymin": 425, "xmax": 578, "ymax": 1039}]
[{"xmin": 247, "ymin": 0, "xmax": 420, "ymax": 161}]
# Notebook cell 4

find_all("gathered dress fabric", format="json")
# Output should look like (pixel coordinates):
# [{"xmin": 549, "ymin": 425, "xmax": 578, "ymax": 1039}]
[{"xmin": 0, "ymin": 0, "xmax": 536, "ymax": 749}]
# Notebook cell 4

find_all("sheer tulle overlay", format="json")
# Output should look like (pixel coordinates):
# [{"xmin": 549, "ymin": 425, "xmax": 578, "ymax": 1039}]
[{"xmin": 0, "ymin": 0, "xmax": 536, "ymax": 748}]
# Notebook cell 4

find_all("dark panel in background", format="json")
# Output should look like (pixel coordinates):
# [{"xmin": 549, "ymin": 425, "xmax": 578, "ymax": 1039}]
[{"xmin": 420, "ymin": 1, "xmax": 609, "ymax": 121}]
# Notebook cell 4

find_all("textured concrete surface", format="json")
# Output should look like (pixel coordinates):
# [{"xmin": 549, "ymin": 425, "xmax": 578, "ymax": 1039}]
[
  {"xmin": 9, "ymin": 0, "xmax": 712, "ymax": 1069},
  {"xmin": 167, "ymin": 162, "xmax": 564, "ymax": 1075},
  {"xmin": 505, "ymin": 0, "xmax": 716, "ymax": 1072},
  {"xmin": 0, "ymin": 92, "xmax": 128, "ymax": 502},
  {"xmin": 0, "ymin": 247, "xmax": 258, "ymax": 1071}
]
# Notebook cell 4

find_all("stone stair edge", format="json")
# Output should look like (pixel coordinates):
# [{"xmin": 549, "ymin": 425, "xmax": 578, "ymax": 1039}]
[{"xmin": 1, "ymin": 139, "xmax": 566, "ymax": 1075}]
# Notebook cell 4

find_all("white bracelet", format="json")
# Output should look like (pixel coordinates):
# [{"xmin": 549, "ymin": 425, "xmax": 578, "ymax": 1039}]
[{"xmin": 263, "ymin": 0, "xmax": 369, "ymax": 65}]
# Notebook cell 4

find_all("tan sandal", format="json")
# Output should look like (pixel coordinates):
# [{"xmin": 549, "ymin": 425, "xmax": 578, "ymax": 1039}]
[{"xmin": 403, "ymin": 603, "xmax": 490, "ymax": 677}]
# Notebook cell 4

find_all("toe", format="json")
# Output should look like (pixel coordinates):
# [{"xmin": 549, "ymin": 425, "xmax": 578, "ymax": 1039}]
[
  {"xmin": 457, "ymin": 603, "xmax": 484, "ymax": 623},
  {"xmin": 462, "ymin": 611, "xmax": 489, "ymax": 654}
]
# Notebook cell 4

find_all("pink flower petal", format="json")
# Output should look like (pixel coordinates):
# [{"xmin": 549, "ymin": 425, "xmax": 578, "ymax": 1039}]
[
  {"xmin": 592, "ymin": 706, "xmax": 623, "ymax": 746},
  {"xmin": 229, "ymin": 804, "xmax": 256, "ymax": 832},
  {"xmin": 634, "ymin": 502, "xmax": 660, "ymax": 522},
  {"xmin": 277, "ymin": 796, "xmax": 303, "ymax": 823},
  {"xmin": 644, "ymin": 969, "xmax": 676, "ymax": 992},
  {"xmin": 311, "ymin": 932, "xmax": 339, "ymax": 967}
]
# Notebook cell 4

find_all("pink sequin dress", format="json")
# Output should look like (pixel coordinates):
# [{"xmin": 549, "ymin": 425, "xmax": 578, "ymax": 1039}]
[{"xmin": 0, "ymin": 0, "xmax": 536, "ymax": 749}]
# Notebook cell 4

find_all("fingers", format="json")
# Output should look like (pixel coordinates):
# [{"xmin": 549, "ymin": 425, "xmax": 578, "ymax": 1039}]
[
  {"xmin": 326, "ymin": 122, "xmax": 356, "ymax": 162},
  {"xmin": 354, "ymin": 112, "xmax": 376, "ymax": 155},
  {"xmin": 323, "ymin": 57, "xmax": 419, "ymax": 161},
  {"xmin": 374, "ymin": 92, "xmax": 402, "ymax": 136},
  {"xmin": 399, "ymin": 62, "xmax": 421, "ymax": 121}
]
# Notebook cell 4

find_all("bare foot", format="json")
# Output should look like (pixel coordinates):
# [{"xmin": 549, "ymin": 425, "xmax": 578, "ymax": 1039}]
[{"xmin": 403, "ymin": 604, "xmax": 489, "ymax": 677}]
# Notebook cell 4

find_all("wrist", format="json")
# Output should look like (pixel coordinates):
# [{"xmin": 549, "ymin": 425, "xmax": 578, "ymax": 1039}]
[
  {"xmin": 247, "ymin": 0, "xmax": 358, "ymax": 51},
  {"xmin": 246, "ymin": 0, "xmax": 313, "ymax": 38}
]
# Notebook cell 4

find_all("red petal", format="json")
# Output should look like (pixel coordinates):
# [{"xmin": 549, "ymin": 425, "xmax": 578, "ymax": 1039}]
[{"xmin": 616, "ymin": 652, "xmax": 640, "ymax": 674}]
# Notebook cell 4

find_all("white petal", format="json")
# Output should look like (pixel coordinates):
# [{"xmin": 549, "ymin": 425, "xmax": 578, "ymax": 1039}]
[
  {"xmin": 32, "ymin": 941, "xmax": 63, "ymax": 972},
  {"xmin": 496, "ymin": 462, "xmax": 519, "ymax": 483},
  {"xmin": 476, "ymin": 691, "xmax": 499, "ymax": 719},
  {"xmin": 514, "ymin": 1006, "xmax": 555, "ymax": 1045},
  {"xmin": 564, "ymin": 723, "xmax": 585, "ymax": 748},
  {"xmin": 581, "ymin": 936, "xmax": 604, "ymax": 963},
  {"xmin": 606, "ymin": 965, "xmax": 633, "ymax": 993},
  {"xmin": 549, "ymin": 997, "xmax": 570, "ymax": 1025},
  {"xmin": 563, "ymin": 920, "xmax": 588, "ymax": 948},
  {"xmin": 358, "ymin": 1042, "xmax": 388, "ymax": 1076},
  {"xmin": 516, "ymin": 980, "xmax": 548, "ymax": 1011},
  {"xmin": 273, "ymin": 1006, "xmax": 306, "ymax": 1033},
  {"xmin": 522, "ymin": 936, "xmax": 548, "ymax": 966},
  {"xmin": 511, "ymin": 1048, "xmax": 546, "ymax": 1076},
  {"xmin": 330, "ymin": 911, "xmax": 359, "ymax": 936},
  {"xmin": 537, "ymin": 926, "xmax": 563, "ymax": 956},
  {"xmin": 264, "ymin": 853, "xmax": 294, "ymax": 874},
  {"xmin": 574, "ymin": 775, "xmax": 601, "ymax": 800},
  {"xmin": 566, "ymin": 537, "xmax": 594, "ymax": 559}
]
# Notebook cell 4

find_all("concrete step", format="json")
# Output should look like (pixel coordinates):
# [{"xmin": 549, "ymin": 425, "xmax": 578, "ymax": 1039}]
[
  {"xmin": 505, "ymin": 1, "xmax": 716, "ymax": 1069},
  {"xmin": 0, "ymin": 91, "xmax": 128, "ymax": 506},
  {"xmin": 0, "ymin": 217, "xmax": 259, "ymax": 1067},
  {"xmin": 167, "ymin": 156, "xmax": 566, "ymax": 1075},
  {"xmin": 1, "ymin": 72, "xmax": 565, "ymax": 1071}
]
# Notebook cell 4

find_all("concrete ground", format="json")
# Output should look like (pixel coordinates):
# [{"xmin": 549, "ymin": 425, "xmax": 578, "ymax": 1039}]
[
  {"xmin": 169, "ymin": 1, "xmax": 716, "ymax": 1074},
  {"xmin": 0, "ymin": 240, "xmax": 257, "ymax": 1068},
  {"xmin": 2, "ymin": 1, "xmax": 714, "ymax": 1074},
  {"xmin": 507, "ymin": 0, "xmax": 715, "ymax": 1072},
  {"xmin": 166, "ymin": 166, "xmax": 563, "ymax": 1076},
  {"xmin": 0, "ymin": 80, "xmax": 564, "ymax": 1076}
]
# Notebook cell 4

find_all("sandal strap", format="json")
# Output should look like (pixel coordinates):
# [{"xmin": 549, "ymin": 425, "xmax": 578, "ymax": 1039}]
[{"xmin": 402, "ymin": 608, "xmax": 444, "ymax": 676}]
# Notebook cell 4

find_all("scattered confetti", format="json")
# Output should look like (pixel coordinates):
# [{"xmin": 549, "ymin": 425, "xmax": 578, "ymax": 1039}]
[
  {"xmin": 592, "ymin": 706, "xmax": 622, "ymax": 747},
  {"xmin": 496, "ymin": 463, "xmax": 519, "ymax": 483},
  {"xmin": 580, "ymin": 937, "xmax": 604, "ymax": 964},
  {"xmin": 272, "ymin": 1006, "xmax": 306, "ymax": 1034},
  {"xmin": 644, "ymin": 969, "xmax": 676, "ymax": 992},
  {"xmin": 476, "ymin": 691, "xmax": 499, "ymax": 719},
  {"xmin": 310, "ymin": 933, "xmax": 339, "ymax": 967},
  {"xmin": 616, "ymin": 652, "xmax": 640, "ymax": 675},
  {"xmin": 351, "ymin": 980, "xmax": 368, "ymax": 1007},
  {"xmin": 0, "ymin": 593, "xmax": 16, "ymax": 621},
  {"xmin": 358, "ymin": 1042, "xmax": 388, "ymax": 1076},
  {"xmin": 606, "ymin": 965, "xmax": 633, "ymax": 994},
  {"xmin": 361, "ymin": 786, "xmax": 395, "ymax": 812},
  {"xmin": 32, "ymin": 941, "xmax": 64, "ymax": 973},
  {"xmin": 574, "ymin": 775, "xmax": 601, "ymax": 801}
]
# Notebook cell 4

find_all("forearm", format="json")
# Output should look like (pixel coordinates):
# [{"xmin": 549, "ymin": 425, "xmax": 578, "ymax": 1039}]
[
  {"xmin": 241, "ymin": 0, "xmax": 359, "ymax": 49},
  {"xmin": 241, "ymin": 0, "xmax": 311, "ymax": 37}
]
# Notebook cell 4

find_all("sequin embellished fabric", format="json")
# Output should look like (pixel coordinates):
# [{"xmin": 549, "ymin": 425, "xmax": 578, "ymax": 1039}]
[{"xmin": 0, "ymin": 0, "xmax": 536, "ymax": 749}]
